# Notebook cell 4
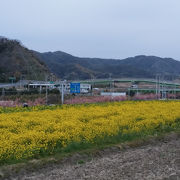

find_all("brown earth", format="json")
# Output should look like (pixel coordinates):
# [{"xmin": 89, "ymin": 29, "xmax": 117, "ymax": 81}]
[{"xmin": 2, "ymin": 133, "xmax": 180, "ymax": 180}]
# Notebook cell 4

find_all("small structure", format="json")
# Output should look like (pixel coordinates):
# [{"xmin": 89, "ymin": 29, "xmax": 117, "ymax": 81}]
[
  {"xmin": 101, "ymin": 92, "xmax": 126, "ymax": 97},
  {"xmin": 80, "ymin": 84, "xmax": 91, "ymax": 93},
  {"xmin": 23, "ymin": 103, "xmax": 28, "ymax": 108},
  {"xmin": 28, "ymin": 83, "xmax": 56, "ymax": 90},
  {"xmin": 131, "ymin": 84, "xmax": 138, "ymax": 89}
]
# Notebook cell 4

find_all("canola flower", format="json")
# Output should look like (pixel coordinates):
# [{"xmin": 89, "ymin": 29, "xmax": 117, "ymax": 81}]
[{"xmin": 0, "ymin": 101, "xmax": 180, "ymax": 163}]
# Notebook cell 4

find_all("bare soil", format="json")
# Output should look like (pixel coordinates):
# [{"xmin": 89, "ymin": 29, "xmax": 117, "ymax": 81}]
[{"xmin": 3, "ymin": 133, "xmax": 180, "ymax": 180}]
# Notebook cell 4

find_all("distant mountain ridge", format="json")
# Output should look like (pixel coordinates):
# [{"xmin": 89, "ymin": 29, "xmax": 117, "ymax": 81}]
[
  {"xmin": 0, "ymin": 37, "xmax": 180, "ymax": 82},
  {"xmin": 35, "ymin": 51, "xmax": 180, "ymax": 80}
]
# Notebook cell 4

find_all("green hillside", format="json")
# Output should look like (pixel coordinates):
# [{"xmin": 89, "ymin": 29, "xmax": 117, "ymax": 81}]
[
  {"xmin": 35, "ymin": 51, "xmax": 180, "ymax": 80},
  {"xmin": 0, "ymin": 38, "xmax": 50, "ymax": 82}
]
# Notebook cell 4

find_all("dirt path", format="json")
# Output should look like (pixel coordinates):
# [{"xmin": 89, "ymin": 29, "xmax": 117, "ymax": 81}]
[{"xmin": 6, "ymin": 134, "xmax": 180, "ymax": 180}]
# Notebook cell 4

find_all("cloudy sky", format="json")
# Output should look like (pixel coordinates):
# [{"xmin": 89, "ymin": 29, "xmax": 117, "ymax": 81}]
[{"xmin": 0, "ymin": 0, "xmax": 180, "ymax": 60}]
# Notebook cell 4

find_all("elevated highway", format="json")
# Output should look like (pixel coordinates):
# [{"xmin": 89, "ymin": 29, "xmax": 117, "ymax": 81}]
[{"xmin": 79, "ymin": 78, "xmax": 180, "ymax": 87}]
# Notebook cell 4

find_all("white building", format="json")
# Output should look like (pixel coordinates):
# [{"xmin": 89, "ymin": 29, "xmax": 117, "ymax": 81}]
[
  {"xmin": 80, "ymin": 84, "xmax": 91, "ymax": 93},
  {"xmin": 101, "ymin": 92, "xmax": 126, "ymax": 97},
  {"xmin": 28, "ymin": 82, "xmax": 91, "ymax": 94}
]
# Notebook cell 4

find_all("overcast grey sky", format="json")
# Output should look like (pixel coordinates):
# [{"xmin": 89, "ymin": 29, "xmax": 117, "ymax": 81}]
[{"xmin": 0, "ymin": 0, "xmax": 180, "ymax": 60}]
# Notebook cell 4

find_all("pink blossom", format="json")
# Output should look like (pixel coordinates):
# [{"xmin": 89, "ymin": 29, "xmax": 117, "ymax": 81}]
[
  {"xmin": 0, "ymin": 97, "xmax": 46, "ymax": 107},
  {"xmin": 64, "ymin": 96, "xmax": 127, "ymax": 104}
]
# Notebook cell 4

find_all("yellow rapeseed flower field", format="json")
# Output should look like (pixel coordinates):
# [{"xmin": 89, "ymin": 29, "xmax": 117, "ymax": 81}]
[{"xmin": 0, "ymin": 101, "xmax": 180, "ymax": 162}]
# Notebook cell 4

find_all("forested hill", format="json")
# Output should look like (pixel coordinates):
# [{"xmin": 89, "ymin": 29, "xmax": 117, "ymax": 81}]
[
  {"xmin": 0, "ymin": 37, "xmax": 50, "ymax": 82},
  {"xmin": 35, "ymin": 51, "xmax": 180, "ymax": 80},
  {"xmin": 1, "ymin": 37, "xmax": 180, "ymax": 82}
]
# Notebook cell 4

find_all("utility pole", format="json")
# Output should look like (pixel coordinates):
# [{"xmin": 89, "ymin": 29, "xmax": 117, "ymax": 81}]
[
  {"xmin": 109, "ymin": 73, "xmax": 112, "ymax": 92},
  {"xmin": 156, "ymin": 75, "xmax": 158, "ymax": 98},
  {"xmin": 19, "ymin": 78, "xmax": 21, "ymax": 89},
  {"xmin": 61, "ymin": 80, "xmax": 66, "ymax": 105},
  {"xmin": 46, "ymin": 85, "xmax": 48, "ymax": 105},
  {"xmin": 19, "ymin": 75, "xmax": 23, "ymax": 89},
  {"xmin": 160, "ymin": 81, "xmax": 163, "ymax": 100},
  {"xmin": 91, "ymin": 77, "xmax": 93, "ymax": 96},
  {"xmin": 113, "ymin": 79, "xmax": 115, "ymax": 93},
  {"xmin": 39, "ymin": 85, "xmax": 42, "ymax": 95},
  {"xmin": 157, "ymin": 75, "xmax": 161, "ymax": 100},
  {"xmin": 61, "ymin": 82, "xmax": 64, "ymax": 105},
  {"xmin": 162, "ymin": 82, "xmax": 166, "ymax": 100},
  {"xmin": 2, "ymin": 88, "xmax": 5, "ymax": 98}
]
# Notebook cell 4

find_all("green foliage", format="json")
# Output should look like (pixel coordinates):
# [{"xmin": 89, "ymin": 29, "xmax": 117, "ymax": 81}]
[{"xmin": 0, "ymin": 38, "xmax": 50, "ymax": 82}]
